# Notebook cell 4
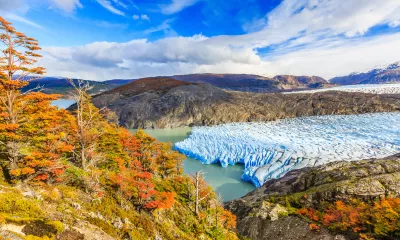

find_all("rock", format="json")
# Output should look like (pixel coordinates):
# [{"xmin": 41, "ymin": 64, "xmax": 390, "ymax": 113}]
[
  {"xmin": 0, "ymin": 230, "xmax": 24, "ymax": 240},
  {"xmin": 0, "ymin": 224, "xmax": 25, "ymax": 238},
  {"xmin": 56, "ymin": 230, "xmax": 85, "ymax": 240},
  {"xmin": 112, "ymin": 218, "xmax": 123, "ymax": 229},
  {"xmin": 22, "ymin": 220, "xmax": 59, "ymax": 237},
  {"xmin": 71, "ymin": 202, "xmax": 81, "ymax": 210},
  {"xmin": 253, "ymin": 202, "xmax": 288, "ymax": 221},
  {"xmin": 225, "ymin": 154, "xmax": 400, "ymax": 240},
  {"xmin": 88, "ymin": 212, "xmax": 105, "ymax": 220},
  {"xmin": 236, "ymin": 215, "xmax": 350, "ymax": 240},
  {"xmin": 72, "ymin": 221, "xmax": 114, "ymax": 240}
]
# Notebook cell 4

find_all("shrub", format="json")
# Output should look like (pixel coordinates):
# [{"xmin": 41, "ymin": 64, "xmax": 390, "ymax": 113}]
[{"xmin": 0, "ymin": 191, "xmax": 43, "ymax": 218}]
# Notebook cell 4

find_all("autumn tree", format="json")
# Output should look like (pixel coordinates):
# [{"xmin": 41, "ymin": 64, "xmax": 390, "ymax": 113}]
[
  {"xmin": 190, "ymin": 171, "xmax": 213, "ymax": 216},
  {"xmin": 0, "ymin": 16, "xmax": 45, "ymax": 173},
  {"xmin": 9, "ymin": 92, "xmax": 75, "ymax": 183},
  {"xmin": 68, "ymin": 79, "xmax": 105, "ymax": 172},
  {"xmin": 0, "ymin": 16, "xmax": 73, "ymax": 183}
]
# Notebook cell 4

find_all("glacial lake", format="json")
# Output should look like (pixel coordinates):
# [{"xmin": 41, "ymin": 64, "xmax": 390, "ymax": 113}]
[
  {"xmin": 52, "ymin": 99, "xmax": 256, "ymax": 201},
  {"xmin": 51, "ymin": 99, "xmax": 76, "ymax": 109},
  {"xmin": 137, "ymin": 128, "xmax": 256, "ymax": 201}
]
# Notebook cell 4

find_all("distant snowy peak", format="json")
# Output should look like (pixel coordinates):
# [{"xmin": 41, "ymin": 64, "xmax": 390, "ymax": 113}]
[
  {"xmin": 330, "ymin": 61, "xmax": 400, "ymax": 85},
  {"xmin": 386, "ymin": 61, "xmax": 400, "ymax": 70}
]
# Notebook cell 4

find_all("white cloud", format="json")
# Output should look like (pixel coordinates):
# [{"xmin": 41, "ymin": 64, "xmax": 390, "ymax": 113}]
[
  {"xmin": 40, "ymin": 31, "xmax": 400, "ymax": 81},
  {"xmin": 389, "ymin": 20, "xmax": 400, "ymax": 28},
  {"xmin": 3, "ymin": 13, "xmax": 44, "ymax": 29},
  {"xmin": 133, "ymin": 14, "xmax": 150, "ymax": 21},
  {"xmin": 111, "ymin": 0, "xmax": 128, "ymax": 9},
  {"xmin": 144, "ymin": 19, "xmax": 175, "ymax": 35},
  {"xmin": 141, "ymin": 14, "xmax": 150, "ymax": 21},
  {"xmin": 207, "ymin": 0, "xmax": 400, "ymax": 49},
  {"xmin": 38, "ymin": 0, "xmax": 400, "ymax": 80},
  {"xmin": 49, "ymin": 0, "xmax": 82, "ymax": 12},
  {"xmin": 96, "ymin": 0, "xmax": 125, "ymax": 16},
  {"xmin": 161, "ymin": 0, "xmax": 200, "ymax": 15},
  {"xmin": 0, "ymin": 0, "xmax": 24, "ymax": 12}
]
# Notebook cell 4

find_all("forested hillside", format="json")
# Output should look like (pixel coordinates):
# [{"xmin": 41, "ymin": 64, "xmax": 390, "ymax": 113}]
[{"xmin": 0, "ymin": 16, "xmax": 238, "ymax": 240}]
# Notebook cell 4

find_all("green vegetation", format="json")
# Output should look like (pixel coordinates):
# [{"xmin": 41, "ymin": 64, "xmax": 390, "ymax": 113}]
[{"xmin": 0, "ymin": 16, "xmax": 238, "ymax": 239}]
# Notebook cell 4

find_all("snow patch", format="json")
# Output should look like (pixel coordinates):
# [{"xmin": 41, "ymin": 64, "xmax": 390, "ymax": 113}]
[{"xmin": 286, "ymin": 83, "xmax": 400, "ymax": 95}]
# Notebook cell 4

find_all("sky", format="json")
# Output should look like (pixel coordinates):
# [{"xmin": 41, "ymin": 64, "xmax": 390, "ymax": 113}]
[{"xmin": 1, "ymin": 0, "xmax": 400, "ymax": 81}]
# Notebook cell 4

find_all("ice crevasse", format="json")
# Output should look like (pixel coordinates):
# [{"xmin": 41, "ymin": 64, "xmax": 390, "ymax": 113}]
[{"xmin": 174, "ymin": 113, "xmax": 400, "ymax": 187}]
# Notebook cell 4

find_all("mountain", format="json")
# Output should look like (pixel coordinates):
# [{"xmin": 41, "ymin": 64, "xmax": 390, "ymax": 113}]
[
  {"xmin": 90, "ymin": 77, "xmax": 400, "ymax": 129},
  {"xmin": 330, "ymin": 61, "xmax": 400, "ymax": 85},
  {"xmin": 171, "ymin": 73, "xmax": 331, "ymax": 92},
  {"xmin": 21, "ymin": 77, "xmax": 132, "ymax": 95},
  {"xmin": 24, "ymin": 73, "xmax": 331, "ymax": 96},
  {"xmin": 225, "ymin": 154, "xmax": 400, "ymax": 240}
]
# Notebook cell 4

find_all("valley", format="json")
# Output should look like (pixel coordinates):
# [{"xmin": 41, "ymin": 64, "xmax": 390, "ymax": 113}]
[{"xmin": 2, "ymin": 3, "xmax": 400, "ymax": 239}]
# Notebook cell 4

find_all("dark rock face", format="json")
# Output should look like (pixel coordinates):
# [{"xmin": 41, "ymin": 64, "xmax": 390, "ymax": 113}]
[
  {"xmin": 330, "ymin": 61, "xmax": 400, "ymax": 85},
  {"xmin": 237, "ymin": 215, "xmax": 347, "ymax": 240},
  {"xmin": 91, "ymin": 77, "xmax": 400, "ymax": 128},
  {"xmin": 225, "ymin": 155, "xmax": 400, "ymax": 240}
]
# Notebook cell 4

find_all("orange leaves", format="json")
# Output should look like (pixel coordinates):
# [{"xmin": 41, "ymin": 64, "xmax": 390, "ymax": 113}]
[
  {"xmin": 10, "ymin": 167, "xmax": 35, "ymax": 177},
  {"xmin": 221, "ymin": 209, "xmax": 237, "ymax": 230},
  {"xmin": 297, "ymin": 198, "xmax": 400, "ymax": 239},
  {"xmin": 156, "ymin": 192, "xmax": 176, "ymax": 210},
  {"xmin": 309, "ymin": 223, "xmax": 320, "ymax": 232},
  {"xmin": 0, "ymin": 123, "xmax": 19, "ymax": 131},
  {"xmin": 297, "ymin": 208, "xmax": 320, "ymax": 222}
]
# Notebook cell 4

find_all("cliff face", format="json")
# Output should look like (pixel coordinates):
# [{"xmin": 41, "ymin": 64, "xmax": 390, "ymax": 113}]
[
  {"xmin": 225, "ymin": 155, "xmax": 400, "ymax": 240},
  {"xmin": 91, "ymin": 78, "xmax": 400, "ymax": 129}
]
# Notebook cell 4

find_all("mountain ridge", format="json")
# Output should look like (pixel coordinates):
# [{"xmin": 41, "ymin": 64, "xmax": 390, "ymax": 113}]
[
  {"xmin": 23, "ymin": 73, "xmax": 333, "ymax": 96},
  {"xmin": 90, "ymin": 77, "xmax": 400, "ymax": 129},
  {"xmin": 330, "ymin": 61, "xmax": 400, "ymax": 85}
]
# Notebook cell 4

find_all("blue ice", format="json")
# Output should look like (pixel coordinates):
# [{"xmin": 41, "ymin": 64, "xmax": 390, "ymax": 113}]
[{"xmin": 175, "ymin": 113, "xmax": 400, "ymax": 187}]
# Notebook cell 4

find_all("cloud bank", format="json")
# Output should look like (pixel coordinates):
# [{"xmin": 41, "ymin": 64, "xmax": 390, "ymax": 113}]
[{"xmin": 39, "ymin": 0, "xmax": 400, "ymax": 80}]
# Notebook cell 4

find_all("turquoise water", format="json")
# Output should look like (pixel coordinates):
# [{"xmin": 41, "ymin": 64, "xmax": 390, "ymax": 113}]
[
  {"xmin": 51, "ymin": 99, "xmax": 75, "ymax": 109},
  {"xmin": 51, "ymin": 100, "xmax": 255, "ymax": 201},
  {"xmin": 139, "ymin": 128, "xmax": 256, "ymax": 201}
]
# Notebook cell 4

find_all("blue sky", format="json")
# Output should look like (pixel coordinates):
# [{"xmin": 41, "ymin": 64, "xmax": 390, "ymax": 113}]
[{"xmin": 1, "ymin": 0, "xmax": 400, "ymax": 80}]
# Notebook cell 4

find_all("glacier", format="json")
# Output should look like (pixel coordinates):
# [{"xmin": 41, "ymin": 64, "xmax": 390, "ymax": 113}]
[
  {"xmin": 285, "ymin": 83, "xmax": 400, "ymax": 95},
  {"xmin": 174, "ymin": 113, "xmax": 400, "ymax": 187}
]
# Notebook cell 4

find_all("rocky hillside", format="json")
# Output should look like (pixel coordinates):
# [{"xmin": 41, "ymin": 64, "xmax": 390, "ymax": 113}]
[
  {"xmin": 91, "ymin": 77, "xmax": 400, "ymax": 128},
  {"xmin": 330, "ymin": 61, "xmax": 400, "ymax": 85},
  {"xmin": 172, "ymin": 73, "xmax": 332, "ymax": 92},
  {"xmin": 225, "ymin": 154, "xmax": 400, "ymax": 240}
]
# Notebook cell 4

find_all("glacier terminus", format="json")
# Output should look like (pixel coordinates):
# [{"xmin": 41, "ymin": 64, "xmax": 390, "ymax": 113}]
[{"xmin": 174, "ymin": 113, "xmax": 400, "ymax": 187}]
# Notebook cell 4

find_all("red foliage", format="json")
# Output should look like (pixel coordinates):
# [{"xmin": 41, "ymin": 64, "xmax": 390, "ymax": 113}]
[
  {"xmin": 297, "ymin": 198, "xmax": 400, "ymax": 239},
  {"xmin": 221, "ymin": 209, "xmax": 237, "ymax": 229},
  {"xmin": 309, "ymin": 223, "xmax": 320, "ymax": 232}
]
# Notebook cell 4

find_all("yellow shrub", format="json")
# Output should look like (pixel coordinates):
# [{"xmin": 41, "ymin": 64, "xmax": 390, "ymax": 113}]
[{"xmin": 0, "ymin": 191, "xmax": 43, "ymax": 218}]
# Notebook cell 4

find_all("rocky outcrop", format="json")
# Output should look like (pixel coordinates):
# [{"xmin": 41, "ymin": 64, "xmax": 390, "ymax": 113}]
[
  {"xmin": 91, "ymin": 77, "xmax": 400, "ymax": 129},
  {"xmin": 225, "ymin": 154, "xmax": 400, "ymax": 240}
]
